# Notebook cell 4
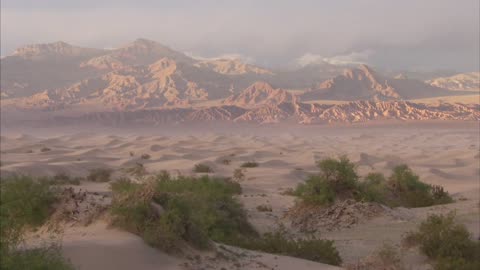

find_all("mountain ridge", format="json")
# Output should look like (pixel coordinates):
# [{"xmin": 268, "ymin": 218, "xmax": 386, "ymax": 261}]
[
  {"xmin": 1, "ymin": 39, "xmax": 478, "ymax": 125},
  {"xmin": 51, "ymin": 101, "xmax": 479, "ymax": 125}
]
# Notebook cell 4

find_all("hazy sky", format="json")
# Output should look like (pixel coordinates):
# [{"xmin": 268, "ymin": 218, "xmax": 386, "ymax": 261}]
[{"xmin": 2, "ymin": 0, "xmax": 479, "ymax": 71}]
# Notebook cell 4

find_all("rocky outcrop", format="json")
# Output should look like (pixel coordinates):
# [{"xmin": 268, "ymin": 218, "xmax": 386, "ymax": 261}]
[
  {"xmin": 53, "ymin": 101, "xmax": 479, "ymax": 125},
  {"xmin": 12, "ymin": 41, "xmax": 105, "ymax": 60},
  {"xmin": 311, "ymin": 101, "xmax": 479, "ymax": 123},
  {"xmin": 193, "ymin": 58, "xmax": 273, "ymax": 75},
  {"xmin": 301, "ymin": 65, "xmax": 456, "ymax": 101},
  {"xmin": 223, "ymin": 82, "xmax": 297, "ymax": 107}
]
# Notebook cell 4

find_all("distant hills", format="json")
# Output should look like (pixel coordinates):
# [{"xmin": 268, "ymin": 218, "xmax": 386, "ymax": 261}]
[
  {"xmin": 56, "ymin": 101, "xmax": 479, "ymax": 125},
  {"xmin": 301, "ymin": 64, "xmax": 461, "ymax": 101},
  {"xmin": 1, "ymin": 39, "xmax": 478, "ymax": 125}
]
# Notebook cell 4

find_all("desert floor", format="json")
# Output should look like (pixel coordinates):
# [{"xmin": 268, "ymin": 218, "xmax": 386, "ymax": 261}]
[{"xmin": 1, "ymin": 123, "xmax": 479, "ymax": 270}]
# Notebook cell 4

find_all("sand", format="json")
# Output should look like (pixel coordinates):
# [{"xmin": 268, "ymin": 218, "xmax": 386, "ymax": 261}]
[{"xmin": 1, "ymin": 124, "xmax": 479, "ymax": 269}]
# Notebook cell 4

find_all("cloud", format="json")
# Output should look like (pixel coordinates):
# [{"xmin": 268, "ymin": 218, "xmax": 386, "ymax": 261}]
[
  {"xmin": 297, "ymin": 50, "xmax": 373, "ymax": 67},
  {"xmin": 1, "ymin": 0, "xmax": 478, "ymax": 71}
]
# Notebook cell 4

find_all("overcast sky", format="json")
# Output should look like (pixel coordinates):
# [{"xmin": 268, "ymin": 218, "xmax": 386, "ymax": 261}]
[{"xmin": 1, "ymin": 0, "xmax": 479, "ymax": 71}]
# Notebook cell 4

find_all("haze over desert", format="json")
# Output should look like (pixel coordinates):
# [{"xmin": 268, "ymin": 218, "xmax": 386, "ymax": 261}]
[{"xmin": 1, "ymin": 1, "xmax": 479, "ymax": 270}]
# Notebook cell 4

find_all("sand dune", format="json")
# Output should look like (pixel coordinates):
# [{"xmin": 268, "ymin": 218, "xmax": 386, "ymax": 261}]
[
  {"xmin": 2, "ymin": 127, "xmax": 478, "ymax": 194},
  {"xmin": 1, "ymin": 125, "xmax": 479, "ymax": 269}
]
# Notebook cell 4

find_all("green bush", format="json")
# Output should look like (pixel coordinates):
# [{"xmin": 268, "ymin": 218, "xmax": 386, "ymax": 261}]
[
  {"xmin": 357, "ymin": 173, "xmax": 387, "ymax": 203},
  {"xmin": 110, "ymin": 174, "xmax": 252, "ymax": 252},
  {"xmin": 3, "ymin": 245, "xmax": 74, "ymax": 270},
  {"xmin": 236, "ymin": 232, "xmax": 342, "ymax": 266},
  {"xmin": 294, "ymin": 175, "xmax": 335, "ymax": 205},
  {"xmin": 193, "ymin": 163, "xmax": 213, "ymax": 173},
  {"xmin": 294, "ymin": 157, "xmax": 452, "ymax": 208},
  {"xmin": 294, "ymin": 157, "xmax": 358, "ymax": 205},
  {"xmin": 430, "ymin": 185, "xmax": 454, "ymax": 205},
  {"xmin": 317, "ymin": 156, "xmax": 358, "ymax": 193},
  {"xmin": 435, "ymin": 257, "xmax": 480, "ymax": 270},
  {"xmin": 87, "ymin": 168, "xmax": 112, "ymax": 182},
  {"xmin": 387, "ymin": 165, "xmax": 452, "ymax": 207},
  {"xmin": 0, "ymin": 176, "xmax": 57, "ymax": 229},
  {"xmin": 109, "ymin": 173, "xmax": 342, "ymax": 265},
  {"xmin": 0, "ymin": 175, "xmax": 73, "ymax": 270},
  {"xmin": 240, "ymin": 161, "xmax": 259, "ymax": 168},
  {"xmin": 405, "ymin": 213, "xmax": 480, "ymax": 270}
]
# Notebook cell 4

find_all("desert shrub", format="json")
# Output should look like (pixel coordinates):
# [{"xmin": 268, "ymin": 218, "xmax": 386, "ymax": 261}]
[
  {"xmin": 109, "ymin": 179, "xmax": 179, "ymax": 250},
  {"xmin": 434, "ymin": 257, "xmax": 480, "ymax": 270},
  {"xmin": 240, "ymin": 161, "xmax": 259, "ymax": 168},
  {"xmin": 357, "ymin": 172, "xmax": 388, "ymax": 203},
  {"xmin": 294, "ymin": 175, "xmax": 335, "ymax": 205},
  {"xmin": 294, "ymin": 158, "xmax": 452, "ymax": 208},
  {"xmin": 193, "ymin": 163, "xmax": 213, "ymax": 173},
  {"xmin": 221, "ymin": 159, "xmax": 231, "ymax": 165},
  {"xmin": 87, "ymin": 168, "xmax": 112, "ymax": 182},
  {"xmin": 110, "ymin": 174, "xmax": 342, "ymax": 264},
  {"xmin": 256, "ymin": 204, "xmax": 272, "ymax": 212},
  {"xmin": 295, "ymin": 157, "xmax": 359, "ymax": 205},
  {"xmin": 110, "ymin": 174, "xmax": 252, "ymax": 252},
  {"xmin": 236, "ymin": 232, "xmax": 342, "ymax": 266},
  {"xmin": 0, "ymin": 176, "xmax": 57, "ymax": 229},
  {"xmin": 140, "ymin": 153, "xmax": 151, "ymax": 160},
  {"xmin": 4, "ymin": 245, "xmax": 74, "ymax": 270},
  {"xmin": 405, "ymin": 212, "xmax": 480, "ymax": 270},
  {"xmin": 358, "ymin": 165, "xmax": 452, "ymax": 208},
  {"xmin": 317, "ymin": 156, "xmax": 358, "ymax": 193},
  {"xmin": 0, "ymin": 176, "xmax": 73, "ymax": 270},
  {"xmin": 387, "ymin": 165, "xmax": 452, "ymax": 207},
  {"xmin": 40, "ymin": 147, "xmax": 51, "ymax": 152},
  {"xmin": 233, "ymin": 168, "xmax": 245, "ymax": 181},
  {"xmin": 430, "ymin": 185, "xmax": 454, "ymax": 205}
]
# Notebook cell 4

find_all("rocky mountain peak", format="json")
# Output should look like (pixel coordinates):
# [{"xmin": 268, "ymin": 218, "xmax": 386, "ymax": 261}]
[{"xmin": 223, "ymin": 81, "xmax": 297, "ymax": 107}]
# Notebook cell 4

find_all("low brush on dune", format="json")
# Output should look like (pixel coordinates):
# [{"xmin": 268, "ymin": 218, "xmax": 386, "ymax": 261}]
[
  {"xmin": 404, "ymin": 212, "xmax": 480, "ymax": 270},
  {"xmin": 0, "ymin": 175, "xmax": 74, "ymax": 270},
  {"xmin": 289, "ymin": 157, "xmax": 453, "ymax": 232},
  {"xmin": 294, "ymin": 156, "xmax": 453, "ymax": 208},
  {"xmin": 108, "ymin": 172, "xmax": 342, "ymax": 265}
]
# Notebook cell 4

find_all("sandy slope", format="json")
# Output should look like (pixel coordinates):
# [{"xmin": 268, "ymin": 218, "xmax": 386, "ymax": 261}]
[{"xmin": 1, "ymin": 125, "xmax": 479, "ymax": 269}]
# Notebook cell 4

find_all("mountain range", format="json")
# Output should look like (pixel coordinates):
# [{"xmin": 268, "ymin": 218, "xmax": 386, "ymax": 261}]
[{"xmin": 1, "ymin": 39, "xmax": 478, "ymax": 125}]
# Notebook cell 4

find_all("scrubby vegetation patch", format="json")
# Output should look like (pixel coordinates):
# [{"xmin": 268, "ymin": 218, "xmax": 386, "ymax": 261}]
[
  {"xmin": 0, "ymin": 175, "xmax": 74, "ymax": 270},
  {"xmin": 294, "ymin": 157, "xmax": 452, "ymax": 208},
  {"xmin": 109, "ymin": 172, "xmax": 342, "ymax": 265},
  {"xmin": 193, "ymin": 163, "xmax": 214, "ymax": 173},
  {"xmin": 240, "ymin": 161, "xmax": 259, "ymax": 168},
  {"xmin": 404, "ymin": 212, "xmax": 480, "ymax": 270}
]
